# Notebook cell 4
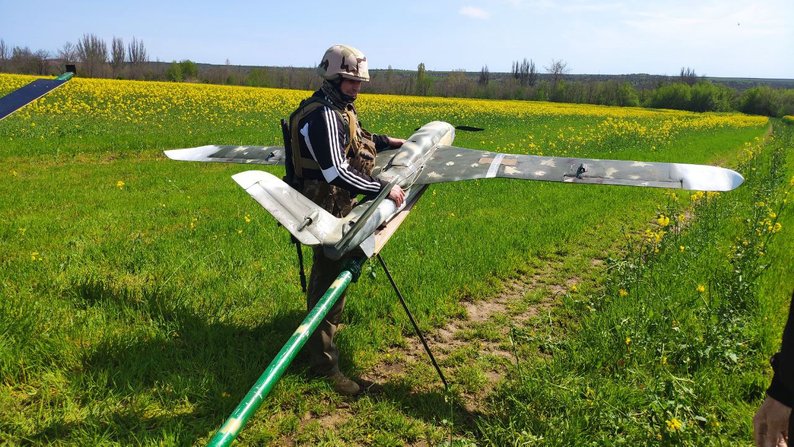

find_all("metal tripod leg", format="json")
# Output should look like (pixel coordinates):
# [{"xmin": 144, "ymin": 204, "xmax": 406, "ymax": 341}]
[{"xmin": 376, "ymin": 253, "xmax": 449, "ymax": 391}]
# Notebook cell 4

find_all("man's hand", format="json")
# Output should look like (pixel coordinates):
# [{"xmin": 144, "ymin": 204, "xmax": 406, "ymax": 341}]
[
  {"xmin": 387, "ymin": 137, "xmax": 405, "ymax": 149},
  {"xmin": 754, "ymin": 396, "xmax": 791, "ymax": 447},
  {"xmin": 388, "ymin": 185, "xmax": 405, "ymax": 207}
]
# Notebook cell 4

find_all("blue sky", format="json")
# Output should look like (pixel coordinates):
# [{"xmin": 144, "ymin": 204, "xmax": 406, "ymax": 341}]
[{"xmin": 1, "ymin": 0, "xmax": 791, "ymax": 78}]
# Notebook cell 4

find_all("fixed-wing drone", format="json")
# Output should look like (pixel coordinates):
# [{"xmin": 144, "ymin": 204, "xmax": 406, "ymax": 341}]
[{"xmin": 164, "ymin": 121, "xmax": 743, "ymax": 260}]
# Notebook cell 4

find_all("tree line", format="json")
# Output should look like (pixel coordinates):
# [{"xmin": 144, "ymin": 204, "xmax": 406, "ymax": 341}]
[{"xmin": 1, "ymin": 34, "xmax": 793, "ymax": 117}]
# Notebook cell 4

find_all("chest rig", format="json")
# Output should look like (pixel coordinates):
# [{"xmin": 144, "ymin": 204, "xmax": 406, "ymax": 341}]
[{"xmin": 283, "ymin": 96, "xmax": 378, "ymax": 218}]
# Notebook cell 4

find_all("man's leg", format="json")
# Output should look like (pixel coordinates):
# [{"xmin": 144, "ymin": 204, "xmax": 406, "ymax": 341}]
[{"xmin": 305, "ymin": 248, "xmax": 360, "ymax": 395}]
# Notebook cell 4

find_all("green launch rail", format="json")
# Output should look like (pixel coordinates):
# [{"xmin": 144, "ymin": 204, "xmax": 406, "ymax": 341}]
[{"xmin": 206, "ymin": 258, "xmax": 363, "ymax": 447}]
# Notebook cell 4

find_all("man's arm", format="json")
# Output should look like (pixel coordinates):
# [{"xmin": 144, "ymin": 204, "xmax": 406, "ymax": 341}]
[
  {"xmin": 367, "ymin": 131, "xmax": 404, "ymax": 152},
  {"xmin": 300, "ymin": 107, "xmax": 385, "ymax": 196}
]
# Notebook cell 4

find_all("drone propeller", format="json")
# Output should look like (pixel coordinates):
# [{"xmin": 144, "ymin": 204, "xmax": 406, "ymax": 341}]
[{"xmin": 414, "ymin": 124, "xmax": 484, "ymax": 132}]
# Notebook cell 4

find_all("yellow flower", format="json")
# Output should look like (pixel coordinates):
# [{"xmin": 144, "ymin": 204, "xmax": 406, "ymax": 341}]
[
  {"xmin": 569, "ymin": 284, "xmax": 578, "ymax": 292},
  {"xmin": 116, "ymin": 180, "xmax": 125, "ymax": 189},
  {"xmin": 619, "ymin": 289, "xmax": 629, "ymax": 297},
  {"xmin": 771, "ymin": 222, "xmax": 782, "ymax": 233},
  {"xmin": 697, "ymin": 284, "xmax": 706, "ymax": 293},
  {"xmin": 244, "ymin": 214, "xmax": 251, "ymax": 224},
  {"xmin": 679, "ymin": 245, "xmax": 685, "ymax": 252},
  {"xmin": 657, "ymin": 215, "xmax": 670, "ymax": 227},
  {"xmin": 661, "ymin": 356, "xmax": 668, "ymax": 365},
  {"xmin": 666, "ymin": 418, "xmax": 683, "ymax": 432},
  {"xmin": 31, "ymin": 251, "xmax": 40, "ymax": 261},
  {"xmin": 625, "ymin": 336, "xmax": 631, "ymax": 346}
]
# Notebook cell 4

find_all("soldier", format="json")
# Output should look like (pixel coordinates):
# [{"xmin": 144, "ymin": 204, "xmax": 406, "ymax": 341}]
[{"xmin": 287, "ymin": 44, "xmax": 405, "ymax": 396}]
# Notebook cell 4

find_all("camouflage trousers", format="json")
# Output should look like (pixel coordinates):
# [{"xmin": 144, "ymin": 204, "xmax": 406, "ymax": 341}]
[
  {"xmin": 300, "ymin": 179, "xmax": 354, "ymax": 218},
  {"xmin": 305, "ymin": 246, "xmax": 352, "ymax": 376},
  {"xmin": 300, "ymin": 179, "xmax": 356, "ymax": 376}
]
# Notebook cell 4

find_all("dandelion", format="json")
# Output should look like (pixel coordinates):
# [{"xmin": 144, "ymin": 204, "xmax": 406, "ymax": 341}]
[
  {"xmin": 697, "ymin": 284, "xmax": 706, "ymax": 293},
  {"xmin": 619, "ymin": 288, "xmax": 629, "ymax": 297},
  {"xmin": 625, "ymin": 336, "xmax": 631, "ymax": 346},
  {"xmin": 666, "ymin": 418, "xmax": 683, "ymax": 432},
  {"xmin": 31, "ymin": 251, "xmax": 40, "ymax": 261},
  {"xmin": 679, "ymin": 245, "xmax": 685, "ymax": 252},
  {"xmin": 691, "ymin": 191, "xmax": 705, "ymax": 202},
  {"xmin": 657, "ymin": 214, "xmax": 670, "ymax": 227},
  {"xmin": 116, "ymin": 180, "xmax": 125, "ymax": 189},
  {"xmin": 244, "ymin": 214, "xmax": 251, "ymax": 224},
  {"xmin": 771, "ymin": 222, "xmax": 782, "ymax": 233},
  {"xmin": 569, "ymin": 284, "xmax": 578, "ymax": 292}
]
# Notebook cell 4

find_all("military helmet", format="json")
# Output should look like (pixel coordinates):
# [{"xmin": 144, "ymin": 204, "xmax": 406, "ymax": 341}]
[{"xmin": 318, "ymin": 44, "xmax": 370, "ymax": 82}]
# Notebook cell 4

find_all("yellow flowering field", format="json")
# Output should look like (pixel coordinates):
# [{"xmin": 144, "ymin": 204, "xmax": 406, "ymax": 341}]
[{"xmin": 0, "ymin": 73, "xmax": 765, "ymax": 160}]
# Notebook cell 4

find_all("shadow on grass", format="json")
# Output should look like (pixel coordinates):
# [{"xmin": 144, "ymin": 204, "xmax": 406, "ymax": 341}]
[
  {"xmin": 28, "ymin": 273, "xmax": 484, "ymax": 445},
  {"xmin": 378, "ymin": 380, "xmax": 483, "ymax": 436},
  {"xmin": 27, "ymin": 277, "xmax": 313, "ymax": 445}
]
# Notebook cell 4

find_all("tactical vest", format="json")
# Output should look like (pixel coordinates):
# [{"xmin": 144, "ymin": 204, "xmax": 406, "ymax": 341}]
[{"xmin": 286, "ymin": 96, "xmax": 377, "ymax": 217}]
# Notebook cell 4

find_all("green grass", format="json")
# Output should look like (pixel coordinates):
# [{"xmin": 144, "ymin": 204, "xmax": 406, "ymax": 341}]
[
  {"xmin": 0, "ymin": 75, "xmax": 787, "ymax": 445},
  {"xmin": 477, "ymin": 121, "xmax": 794, "ymax": 446}
]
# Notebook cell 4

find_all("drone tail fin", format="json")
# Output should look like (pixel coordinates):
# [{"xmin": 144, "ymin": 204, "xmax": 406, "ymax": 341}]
[{"xmin": 232, "ymin": 171, "xmax": 342, "ymax": 248}]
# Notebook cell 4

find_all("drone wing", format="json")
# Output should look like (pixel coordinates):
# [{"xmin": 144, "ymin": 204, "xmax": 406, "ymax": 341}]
[
  {"xmin": 163, "ymin": 145, "xmax": 286, "ymax": 165},
  {"xmin": 414, "ymin": 146, "xmax": 744, "ymax": 192}
]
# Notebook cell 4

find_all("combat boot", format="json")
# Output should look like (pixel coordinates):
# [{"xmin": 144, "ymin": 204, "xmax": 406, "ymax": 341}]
[{"xmin": 327, "ymin": 372, "xmax": 361, "ymax": 396}]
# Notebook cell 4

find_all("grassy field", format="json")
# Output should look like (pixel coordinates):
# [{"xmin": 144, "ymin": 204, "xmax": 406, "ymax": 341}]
[{"xmin": 0, "ymin": 74, "xmax": 790, "ymax": 446}]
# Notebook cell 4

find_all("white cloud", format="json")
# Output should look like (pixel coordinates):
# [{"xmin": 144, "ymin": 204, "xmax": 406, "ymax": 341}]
[{"xmin": 459, "ymin": 6, "xmax": 490, "ymax": 19}]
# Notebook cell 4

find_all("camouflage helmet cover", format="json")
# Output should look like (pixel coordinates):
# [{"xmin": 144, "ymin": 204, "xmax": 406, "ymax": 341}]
[{"xmin": 318, "ymin": 44, "xmax": 370, "ymax": 82}]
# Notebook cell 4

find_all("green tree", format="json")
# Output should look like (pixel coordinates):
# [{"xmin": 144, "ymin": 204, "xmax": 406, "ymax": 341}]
[
  {"xmin": 245, "ymin": 68, "xmax": 270, "ymax": 87},
  {"xmin": 649, "ymin": 83, "xmax": 691, "ymax": 110},
  {"xmin": 178, "ymin": 60, "xmax": 198, "ymax": 80},
  {"xmin": 415, "ymin": 62, "xmax": 432, "ymax": 96},
  {"xmin": 739, "ymin": 86, "xmax": 780, "ymax": 116},
  {"xmin": 690, "ymin": 81, "xmax": 732, "ymax": 112},
  {"xmin": 165, "ymin": 61, "xmax": 183, "ymax": 82}
]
